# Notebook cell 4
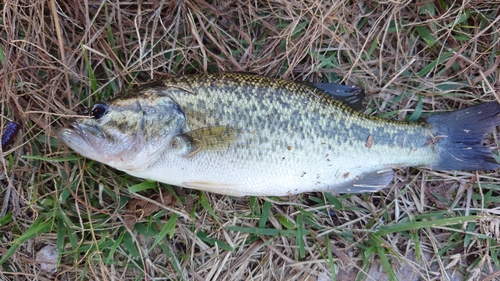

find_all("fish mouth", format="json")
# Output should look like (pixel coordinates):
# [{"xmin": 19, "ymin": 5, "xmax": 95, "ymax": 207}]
[{"xmin": 57, "ymin": 122, "xmax": 105, "ymax": 156}]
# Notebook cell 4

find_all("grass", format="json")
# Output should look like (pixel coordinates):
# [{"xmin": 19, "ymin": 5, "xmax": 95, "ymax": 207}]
[{"xmin": 1, "ymin": 0, "xmax": 500, "ymax": 280}]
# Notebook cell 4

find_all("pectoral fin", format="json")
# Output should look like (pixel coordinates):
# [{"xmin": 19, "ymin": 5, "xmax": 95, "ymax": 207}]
[
  {"xmin": 333, "ymin": 169, "xmax": 394, "ymax": 193},
  {"xmin": 174, "ymin": 126, "xmax": 239, "ymax": 157}
]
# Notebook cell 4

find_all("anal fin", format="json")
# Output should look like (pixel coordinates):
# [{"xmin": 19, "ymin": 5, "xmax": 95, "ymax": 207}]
[{"xmin": 333, "ymin": 169, "xmax": 394, "ymax": 193}]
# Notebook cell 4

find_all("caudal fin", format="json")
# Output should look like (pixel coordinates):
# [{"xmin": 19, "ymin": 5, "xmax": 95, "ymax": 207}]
[{"xmin": 427, "ymin": 102, "xmax": 500, "ymax": 171}]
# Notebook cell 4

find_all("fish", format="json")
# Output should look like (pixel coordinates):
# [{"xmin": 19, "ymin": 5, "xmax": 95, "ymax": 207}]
[{"xmin": 57, "ymin": 73, "xmax": 500, "ymax": 196}]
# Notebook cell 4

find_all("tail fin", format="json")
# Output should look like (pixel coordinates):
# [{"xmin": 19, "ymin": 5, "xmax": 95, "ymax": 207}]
[{"xmin": 427, "ymin": 102, "xmax": 500, "ymax": 171}]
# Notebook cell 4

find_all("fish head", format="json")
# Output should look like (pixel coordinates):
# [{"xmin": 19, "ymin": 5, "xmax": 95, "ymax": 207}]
[{"xmin": 58, "ymin": 92, "xmax": 185, "ymax": 171}]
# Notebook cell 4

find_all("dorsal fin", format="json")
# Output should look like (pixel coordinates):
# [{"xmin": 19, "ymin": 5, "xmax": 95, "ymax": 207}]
[{"xmin": 312, "ymin": 83, "xmax": 365, "ymax": 110}]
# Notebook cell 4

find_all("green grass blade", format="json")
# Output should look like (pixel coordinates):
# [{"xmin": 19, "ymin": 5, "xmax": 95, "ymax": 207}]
[
  {"xmin": 128, "ymin": 181, "xmax": 158, "ymax": 193},
  {"xmin": 226, "ymin": 226, "xmax": 301, "ymax": 237},
  {"xmin": 376, "ymin": 245, "xmax": 397, "ymax": 281},
  {"xmin": 277, "ymin": 215, "xmax": 295, "ymax": 230},
  {"xmin": 296, "ymin": 216, "xmax": 306, "ymax": 259},
  {"xmin": 106, "ymin": 230, "xmax": 126, "ymax": 264},
  {"xmin": 375, "ymin": 215, "xmax": 482, "ymax": 236},
  {"xmin": 151, "ymin": 214, "xmax": 178, "ymax": 248},
  {"xmin": 0, "ymin": 43, "xmax": 5, "ymax": 66},
  {"xmin": 417, "ymin": 50, "xmax": 453, "ymax": 77},
  {"xmin": 56, "ymin": 218, "xmax": 66, "ymax": 267},
  {"xmin": 0, "ymin": 217, "xmax": 53, "ymax": 264},
  {"xmin": 250, "ymin": 196, "xmax": 260, "ymax": 217},
  {"xmin": 258, "ymin": 201, "xmax": 272, "ymax": 228},
  {"xmin": 122, "ymin": 232, "xmax": 140, "ymax": 259},
  {"xmin": 325, "ymin": 235, "xmax": 337, "ymax": 281},
  {"xmin": 82, "ymin": 48, "xmax": 99, "ymax": 94},
  {"xmin": 0, "ymin": 213, "xmax": 13, "ymax": 227},
  {"xmin": 199, "ymin": 193, "xmax": 220, "ymax": 224},
  {"xmin": 408, "ymin": 95, "xmax": 423, "ymax": 121},
  {"xmin": 196, "ymin": 231, "xmax": 234, "ymax": 251},
  {"xmin": 22, "ymin": 155, "xmax": 83, "ymax": 162},
  {"xmin": 415, "ymin": 26, "xmax": 436, "ymax": 47}
]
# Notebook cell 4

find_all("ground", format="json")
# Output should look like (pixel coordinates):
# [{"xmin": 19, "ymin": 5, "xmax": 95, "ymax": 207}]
[{"xmin": 1, "ymin": 0, "xmax": 500, "ymax": 280}]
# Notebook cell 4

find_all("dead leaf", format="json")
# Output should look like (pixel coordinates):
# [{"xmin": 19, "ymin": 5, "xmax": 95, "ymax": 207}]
[
  {"xmin": 424, "ymin": 182, "xmax": 453, "ymax": 209},
  {"xmin": 124, "ymin": 192, "xmax": 176, "ymax": 229},
  {"xmin": 173, "ymin": 186, "xmax": 194, "ymax": 213}
]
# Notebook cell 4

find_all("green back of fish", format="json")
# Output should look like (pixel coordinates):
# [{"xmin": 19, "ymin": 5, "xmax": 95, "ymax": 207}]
[{"xmin": 121, "ymin": 73, "xmax": 438, "ymax": 170}]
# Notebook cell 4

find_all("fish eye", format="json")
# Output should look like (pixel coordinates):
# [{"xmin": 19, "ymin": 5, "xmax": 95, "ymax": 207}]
[{"xmin": 92, "ymin": 102, "xmax": 108, "ymax": 119}]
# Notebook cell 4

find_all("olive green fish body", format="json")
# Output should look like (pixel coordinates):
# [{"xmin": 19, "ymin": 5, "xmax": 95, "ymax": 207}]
[{"xmin": 58, "ymin": 73, "xmax": 500, "ymax": 196}]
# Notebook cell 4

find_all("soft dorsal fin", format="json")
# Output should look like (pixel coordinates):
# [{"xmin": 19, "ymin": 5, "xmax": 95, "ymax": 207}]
[{"xmin": 312, "ymin": 83, "xmax": 365, "ymax": 110}]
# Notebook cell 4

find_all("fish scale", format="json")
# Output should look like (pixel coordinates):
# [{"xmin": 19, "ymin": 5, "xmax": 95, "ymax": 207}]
[{"xmin": 58, "ymin": 73, "xmax": 500, "ymax": 196}]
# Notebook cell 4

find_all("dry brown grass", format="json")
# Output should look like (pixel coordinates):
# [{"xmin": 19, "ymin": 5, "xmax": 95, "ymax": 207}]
[{"xmin": 1, "ymin": 0, "xmax": 500, "ymax": 280}]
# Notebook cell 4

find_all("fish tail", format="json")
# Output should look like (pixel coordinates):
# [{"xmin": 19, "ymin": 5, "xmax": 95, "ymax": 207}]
[{"xmin": 427, "ymin": 102, "xmax": 500, "ymax": 171}]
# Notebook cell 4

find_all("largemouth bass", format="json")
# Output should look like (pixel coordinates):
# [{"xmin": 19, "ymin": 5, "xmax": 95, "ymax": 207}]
[{"xmin": 58, "ymin": 73, "xmax": 500, "ymax": 196}]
